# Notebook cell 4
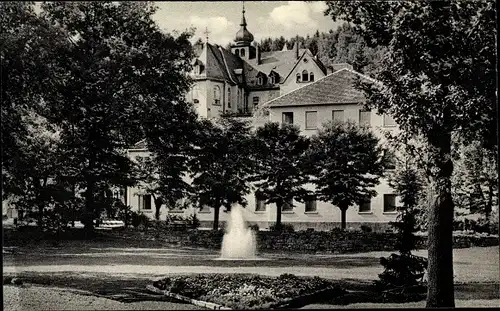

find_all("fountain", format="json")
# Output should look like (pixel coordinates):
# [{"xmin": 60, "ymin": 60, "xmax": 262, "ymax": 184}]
[{"xmin": 220, "ymin": 205, "xmax": 257, "ymax": 259}]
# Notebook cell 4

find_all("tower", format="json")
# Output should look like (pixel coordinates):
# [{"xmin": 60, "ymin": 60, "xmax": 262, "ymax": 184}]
[{"xmin": 231, "ymin": 1, "xmax": 256, "ymax": 60}]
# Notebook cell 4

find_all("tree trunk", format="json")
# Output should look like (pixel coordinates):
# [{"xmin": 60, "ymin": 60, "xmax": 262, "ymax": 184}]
[
  {"xmin": 83, "ymin": 180, "xmax": 95, "ymax": 238},
  {"xmin": 275, "ymin": 200, "xmax": 283, "ymax": 231},
  {"xmin": 340, "ymin": 206, "xmax": 348, "ymax": 230},
  {"xmin": 426, "ymin": 131, "xmax": 455, "ymax": 308},
  {"xmin": 213, "ymin": 205, "xmax": 220, "ymax": 231},
  {"xmin": 154, "ymin": 197, "xmax": 162, "ymax": 221}
]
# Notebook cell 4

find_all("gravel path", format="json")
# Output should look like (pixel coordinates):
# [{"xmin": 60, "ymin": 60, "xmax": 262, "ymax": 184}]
[{"xmin": 3, "ymin": 285, "xmax": 202, "ymax": 310}]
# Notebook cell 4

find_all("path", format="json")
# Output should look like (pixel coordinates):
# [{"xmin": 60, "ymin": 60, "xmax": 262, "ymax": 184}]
[{"xmin": 4, "ymin": 245, "xmax": 499, "ymax": 283}]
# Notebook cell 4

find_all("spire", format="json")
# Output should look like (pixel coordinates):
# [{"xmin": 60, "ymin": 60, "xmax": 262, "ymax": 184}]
[
  {"xmin": 240, "ymin": 1, "xmax": 247, "ymax": 26},
  {"xmin": 234, "ymin": 0, "xmax": 254, "ymax": 45},
  {"xmin": 203, "ymin": 27, "xmax": 210, "ymax": 44}
]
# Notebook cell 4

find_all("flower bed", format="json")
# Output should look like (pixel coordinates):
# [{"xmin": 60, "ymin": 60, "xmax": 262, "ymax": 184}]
[{"xmin": 151, "ymin": 273, "xmax": 345, "ymax": 309}]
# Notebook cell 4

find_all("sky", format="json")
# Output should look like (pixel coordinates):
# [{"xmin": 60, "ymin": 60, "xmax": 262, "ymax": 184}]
[{"xmin": 152, "ymin": 1, "xmax": 343, "ymax": 45}]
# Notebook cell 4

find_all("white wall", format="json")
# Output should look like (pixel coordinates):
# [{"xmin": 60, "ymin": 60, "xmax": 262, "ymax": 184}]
[{"xmin": 280, "ymin": 53, "xmax": 327, "ymax": 95}]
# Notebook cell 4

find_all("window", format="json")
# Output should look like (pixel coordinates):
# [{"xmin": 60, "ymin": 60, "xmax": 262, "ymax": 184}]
[
  {"xmin": 384, "ymin": 150, "xmax": 396, "ymax": 170},
  {"xmin": 359, "ymin": 110, "xmax": 371, "ymax": 126},
  {"xmin": 296, "ymin": 73, "xmax": 301, "ymax": 82},
  {"xmin": 213, "ymin": 86, "xmax": 221, "ymax": 106},
  {"xmin": 257, "ymin": 76, "xmax": 263, "ymax": 85},
  {"xmin": 384, "ymin": 114, "xmax": 397, "ymax": 127},
  {"xmin": 227, "ymin": 88, "xmax": 231, "ymax": 108},
  {"xmin": 138, "ymin": 194, "xmax": 152, "ymax": 210},
  {"xmin": 282, "ymin": 198, "xmax": 293, "ymax": 212},
  {"xmin": 305, "ymin": 196, "xmax": 317, "ymax": 213},
  {"xmin": 309, "ymin": 72, "xmax": 314, "ymax": 82},
  {"xmin": 305, "ymin": 111, "xmax": 317, "ymax": 129},
  {"xmin": 192, "ymin": 85, "xmax": 200, "ymax": 104},
  {"xmin": 282, "ymin": 112, "xmax": 294, "ymax": 124},
  {"xmin": 358, "ymin": 199, "xmax": 371, "ymax": 213},
  {"xmin": 302, "ymin": 70, "xmax": 309, "ymax": 82},
  {"xmin": 270, "ymin": 75, "xmax": 275, "ymax": 84},
  {"xmin": 235, "ymin": 49, "xmax": 240, "ymax": 56},
  {"xmin": 240, "ymin": 48, "xmax": 245, "ymax": 57},
  {"xmin": 332, "ymin": 110, "xmax": 344, "ymax": 122},
  {"xmin": 255, "ymin": 192, "xmax": 266, "ymax": 212},
  {"xmin": 384, "ymin": 194, "xmax": 397, "ymax": 213},
  {"xmin": 253, "ymin": 96, "xmax": 259, "ymax": 108}
]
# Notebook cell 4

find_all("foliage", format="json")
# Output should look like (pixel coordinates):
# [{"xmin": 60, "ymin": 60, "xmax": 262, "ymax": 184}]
[
  {"xmin": 452, "ymin": 141, "xmax": 498, "ymax": 232},
  {"xmin": 325, "ymin": 1, "xmax": 496, "ymax": 307},
  {"xmin": 257, "ymin": 23, "xmax": 385, "ymax": 76},
  {"xmin": 378, "ymin": 253, "xmax": 428, "ymax": 290},
  {"xmin": 152, "ymin": 273, "xmax": 343, "ymax": 310},
  {"xmin": 24, "ymin": 1, "xmax": 195, "ymax": 236},
  {"xmin": 308, "ymin": 120, "xmax": 386, "ymax": 230},
  {"xmin": 187, "ymin": 213, "xmax": 201, "ymax": 230},
  {"xmin": 190, "ymin": 118, "xmax": 256, "ymax": 230},
  {"xmin": 253, "ymin": 122, "xmax": 311, "ymax": 231},
  {"xmin": 360, "ymin": 225, "xmax": 372, "ymax": 233},
  {"xmin": 378, "ymin": 165, "xmax": 428, "ymax": 290},
  {"xmin": 130, "ymin": 212, "xmax": 150, "ymax": 230},
  {"xmin": 269, "ymin": 223, "xmax": 295, "ymax": 233}
]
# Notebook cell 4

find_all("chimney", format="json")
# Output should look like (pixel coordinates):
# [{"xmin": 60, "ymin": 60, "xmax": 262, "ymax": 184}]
[{"xmin": 295, "ymin": 35, "xmax": 299, "ymax": 59}]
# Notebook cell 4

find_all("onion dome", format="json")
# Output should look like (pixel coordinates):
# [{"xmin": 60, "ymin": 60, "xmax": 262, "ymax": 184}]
[{"xmin": 234, "ymin": 7, "xmax": 254, "ymax": 45}]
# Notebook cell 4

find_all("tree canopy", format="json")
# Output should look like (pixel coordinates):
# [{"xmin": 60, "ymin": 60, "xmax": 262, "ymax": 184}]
[
  {"xmin": 325, "ymin": 1, "xmax": 497, "ymax": 307},
  {"xmin": 308, "ymin": 120, "xmax": 386, "ymax": 229}
]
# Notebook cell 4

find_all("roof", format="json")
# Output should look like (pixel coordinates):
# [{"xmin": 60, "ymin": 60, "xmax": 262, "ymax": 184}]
[
  {"xmin": 255, "ymin": 49, "xmax": 312, "ymax": 81},
  {"xmin": 191, "ymin": 43, "xmax": 327, "ymax": 88},
  {"xmin": 265, "ymin": 68, "xmax": 378, "ymax": 108}
]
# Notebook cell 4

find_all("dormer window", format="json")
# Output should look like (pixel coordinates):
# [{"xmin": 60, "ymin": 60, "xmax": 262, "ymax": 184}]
[
  {"xmin": 302, "ymin": 70, "xmax": 309, "ymax": 82},
  {"xmin": 240, "ymin": 48, "xmax": 245, "ymax": 57},
  {"xmin": 270, "ymin": 76, "xmax": 275, "ymax": 84},
  {"xmin": 257, "ymin": 76, "xmax": 263, "ymax": 85},
  {"xmin": 296, "ymin": 73, "xmax": 301, "ymax": 82},
  {"xmin": 309, "ymin": 72, "xmax": 314, "ymax": 82}
]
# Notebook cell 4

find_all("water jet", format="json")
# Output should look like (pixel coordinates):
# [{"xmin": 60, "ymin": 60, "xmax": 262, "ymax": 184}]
[{"xmin": 220, "ymin": 205, "xmax": 257, "ymax": 259}]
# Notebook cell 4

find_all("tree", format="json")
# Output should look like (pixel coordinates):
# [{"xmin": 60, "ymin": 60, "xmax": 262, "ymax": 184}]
[
  {"xmin": 190, "ymin": 118, "xmax": 256, "ymax": 231},
  {"xmin": 378, "ymin": 160, "xmax": 428, "ymax": 291},
  {"xmin": 452, "ymin": 141, "xmax": 498, "ymax": 231},
  {"xmin": 1, "ymin": 2, "xmax": 63, "ymax": 199},
  {"xmin": 325, "ymin": 1, "xmax": 496, "ymax": 307},
  {"xmin": 308, "ymin": 120, "xmax": 386, "ymax": 230},
  {"xmin": 38, "ymin": 2, "xmax": 195, "ymax": 236},
  {"xmin": 253, "ymin": 123, "xmax": 310, "ymax": 231}
]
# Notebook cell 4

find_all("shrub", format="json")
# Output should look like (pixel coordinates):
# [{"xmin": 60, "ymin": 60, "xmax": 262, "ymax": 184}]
[
  {"xmin": 378, "ymin": 253, "xmax": 427, "ymax": 289},
  {"xmin": 131, "ymin": 212, "xmax": 150, "ymax": 229},
  {"xmin": 269, "ymin": 223, "xmax": 295, "ymax": 232},
  {"xmin": 187, "ymin": 214, "xmax": 201, "ymax": 229},
  {"xmin": 360, "ymin": 225, "xmax": 372, "ymax": 233}
]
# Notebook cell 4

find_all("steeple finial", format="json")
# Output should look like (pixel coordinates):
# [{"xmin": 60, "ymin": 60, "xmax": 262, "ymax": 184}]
[
  {"xmin": 204, "ymin": 26, "xmax": 210, "ymax": 44},
  {"xmin": 240, "ymin": 1, "xmax": 247, "ymax": 26}
]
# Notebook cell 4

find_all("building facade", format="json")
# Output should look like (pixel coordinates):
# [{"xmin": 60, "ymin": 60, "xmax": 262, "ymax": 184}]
[
  {"xmin": 185, "ymin": 7, "xmax": 329, "ymax": 120},
  {"xmin": 124, "ymin": 9, "xmax": 402, "ymax": 232}
]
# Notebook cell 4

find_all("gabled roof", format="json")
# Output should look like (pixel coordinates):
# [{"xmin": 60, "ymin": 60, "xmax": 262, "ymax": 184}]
[
  {"xmin": 255, "ymin": 48, "xmax": 315, "ymax": 81},
  {"xmin": 265, "ymin": 68, "xmax": 378, "ymax": 108}
]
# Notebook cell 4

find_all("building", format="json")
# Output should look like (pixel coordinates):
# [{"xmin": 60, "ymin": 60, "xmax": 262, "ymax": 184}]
[
  {"xmin": 185, "ymin": 6, "xmax": 329, "ymax": 121},
  {"xmin": 121, "ymin": 7, "xmax": 405, "ymax": 232}
]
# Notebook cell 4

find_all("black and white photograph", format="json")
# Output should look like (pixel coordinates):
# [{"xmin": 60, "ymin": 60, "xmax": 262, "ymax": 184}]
[{"xmin": 2, "ymin": 1, "xmax": 498, "ymax": 309}]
